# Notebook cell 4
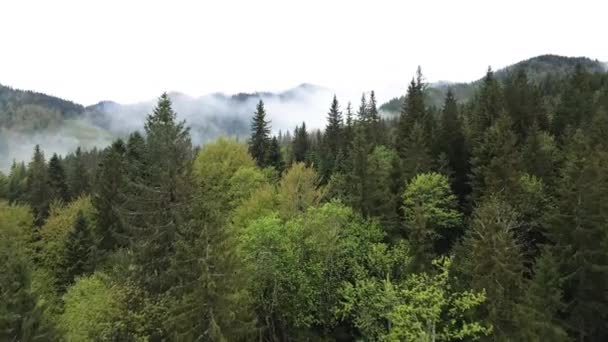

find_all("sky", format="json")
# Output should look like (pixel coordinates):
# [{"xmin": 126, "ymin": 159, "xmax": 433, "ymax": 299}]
[{"xmin": 1, "ymin": 0, "xmax": 607, "ymax": 105}]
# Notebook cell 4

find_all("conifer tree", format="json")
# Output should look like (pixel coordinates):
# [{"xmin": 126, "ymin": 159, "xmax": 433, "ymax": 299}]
[
  {"xmin": 439, "ymin": 88, "xmax": 469, "ymax": 200},
  {"xmin": 249, "ymin": 100, "xmax": 271, "ymax": 167},
  {"xmin": 400, "ymin": 122, "xmax": 433, "ymax": 183},
  {"xmin": 93, "ymin": 139, "xmax": 128, "ymax": 253},
  {"xmin": 68, "ymin": 146, "xmax": 90, "ymax": 198},
  {"xmin": 368, "ymin": 90, "xmax": 383, "ymax": 146},
  {"xmin": 1, "ymin": 218, "xmax": 56, "ymax": 340},
  {"xmin": 516, "ymin": 247, "xmax": 569, "ymax": 341},
  {"xmin": 548, "ymin": 130, "xmax": 608, "ymax": 340},
  {"xmin": 397, "ymin": 67, "xmax": 427, "ymax": 157},
  {"xmin": 357, "ymin": 93, "xmax": 368, "ymax": 123},
  {"xmin": 469, "ymin": 114, "xmax": 523, "ymax": 203},
  {"xmin": 453, "ymin": 197, "xmax": 526, "ymax": 340},
  {"xmin": 349, "ymin": 125, "xmax": 369, "ymax": 217},
  {"xmin": 126, "ymin": 131, "xmax": 146, "ymax": 180},
  {"xmin": 47, "ymin": 153, "xmax": 69, "ymax": 204},
  {"xmin": 60, "ymin": 210, "xmax": 94, "ymax": 289},
  {"xmin": 344, "ymin": 101, "xmax": 354, "ymax": 148},
  {"xmin": 322, "ymin": 95, "xmax": 343, "ymax": 178},
  {"xmin": 123, "ymin": 93, "xmax": 193, "ymax": 294},
  {"xmin": 7, "ymin": 161, "xmax": 27, "ymax": 204},
  {"xmin": 291, "ymin": 122, "xmax": 309, "ymax": 164},
  {"xmin": 552, "ymin": 64, "xmax": 595, "ymax": 139},
  {"xmin": 266, "ymin": 136, "xmax": 285, "ymax": 173},
  {"xmin": 503, "ymin": 68, "xmax": 545, "ymax": 139},
  {"xmin": 26, "ymin": 145, "xmax": 50, "ymax": 226},
  {"xmin": 468, "ymin": 67, "xmax": 503, "ymax": 144}
]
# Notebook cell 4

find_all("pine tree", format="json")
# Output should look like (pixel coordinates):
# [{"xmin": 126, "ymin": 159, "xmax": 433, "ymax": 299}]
[
  {"xmin": 61, "ymin": 210, "xmax": 94, "ymax": 289},
  {"xmin": 123, "ymin": 93, "xmax": 193, "ymax": 294},
  {"xmin": 0, "ymin": 222, "xmax": 56, "ymax": 340},
  {"xmin": 344, "ymin": 101, "xmax": 354, "ymax": 148},
  {"xmin": 7, "ymin": 161, "xmax": 27, "ymax": 204},
  {"xmin": 368, "ymin": 90, "xmax": 383, "ymax": 146},
  {"xmin": 469, "ymin": 114, "xmax": 523, "ymax": 203},
  {"xmin": 291, "ymin": 122, "xmax": 309, "ymax": 164},
  {"xmin": 397, "ymin": 67, "xmax": 427, "ymax": 157},
  {"xmin": 47, "ymin": 153, "xmax": 69, "ymax": 204},
  {"xmin": 503, "ymin": 68, "xmax": 546, "ymax": 139},
  {"xmin": 439, "ymin": 88, "xmax": 469, "ymax": 201},
  {"xmin": 468, "ymin": 67, "xmax": 503, "ymax": 145},
  {"xmin": 400, "ymin": 122, "xmax": 433, "ymax": 183},
  {"xmin": 126, "ymin": 131, "xmax": 146, "ymax": 180},
  {"xmin": 453, "ymin": 197, "xmax": 526, "ymax": 340},
  {"xmin": 548, "ymin": 130, "xmax": 608, "ymax": 340},
  {"xmin": 26, "ymin": 145, "xmax": 50, "ymax": 226},
  {"xmin": 68, "ymin": 146, "xmax": 90, "ymax": 198},
  {"xmin": 93, "ymin": 139, "xmax": 128, "ymax": 253},
  {"xmin": 266, "ymin": 136, "xmax": 285, "ymax": 173},
  {"xmin": 349, "ymin": 125, "xmax": 369, "ymax": 217},
  {"xmin": 169, "ymin": 190, "xmax": 254, "ymax": 340},
  {"xmin": 249, "ymin": 100, "xmax": 271, "ymax": 167},
  {"xmin": 357, "ymin": 93, "xmax": 368, "ymax": 123},
  {"xmin": 322, "ymin": 95, "xmax": 343, "ymax": 179},
  {"xmin": 516, "ymin": 247, "xmax": 569, "ymax": 342},
  {"xmin": 552, "ymin": 64, "xmax": 595, "ymax": 140}
]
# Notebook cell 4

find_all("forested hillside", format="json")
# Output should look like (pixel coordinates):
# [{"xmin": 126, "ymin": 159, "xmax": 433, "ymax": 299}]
[
  {"xmin": 380, "ymin": 54, "xmax": 607, "ymax": 112},
  {"xmin": 2, "ymin": 61, "xmax": 608, "ymax": 341}
]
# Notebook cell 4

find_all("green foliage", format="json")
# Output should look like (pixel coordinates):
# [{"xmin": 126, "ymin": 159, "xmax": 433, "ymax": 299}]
[
  {"xmin": 0, "ymin": 201, "xmax": 56, "ymax": 341},
  {"xmin": 60, "ymin": 210, "xmax": 95, "ymax": 289},
  {"xmin": 26, "ymin": 145, "xmax": 50, "ymax": 225},
  {"xmin": 453, "ymin": 197, "xmax": 525, "ymax": 340},
  {"xmin": 403, "ymin": 172, "xmax": 462, "ymax": 268},
  {"xmin": 67, "ymin": 146, "xmax": 90, "ymax": 198},
  {"xmin": 277, "ymin": 162, "xmax": 324, "ymax": 219},
  {"xmin": 249, "ymin": 100, "xmax": 271, "ymax": 167},
  {"xmin": 59, "ymin": 272, "xmax": 146, "ymax": 341},
  {"xmin": 93, "ymin": 139, "xmax": 128, "ymax": 253},
  {"xmin": 37, "ymin": 196, "xmax": 95, "ymax": 290},
  {"xmin": 47, "ymin": 153, "xmax": 69, "ymax": 204},
  {"xmin": 122, "ymin": 93, "xmax": 193, "ymax": 294}
]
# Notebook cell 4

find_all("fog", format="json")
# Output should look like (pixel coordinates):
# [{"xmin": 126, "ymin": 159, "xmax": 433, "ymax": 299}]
[{"xmin": 1, "ymin": 83, "xmax": 358, "ymax": 173}]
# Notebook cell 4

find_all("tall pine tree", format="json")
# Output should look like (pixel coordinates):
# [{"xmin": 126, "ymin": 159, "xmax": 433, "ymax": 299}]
[{"xmin": 249, "ymin": 100, "xmax": 271, "ymax": 167}]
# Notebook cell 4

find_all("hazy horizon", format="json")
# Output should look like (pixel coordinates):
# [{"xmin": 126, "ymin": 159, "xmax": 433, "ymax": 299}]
[{"xmin": 2, "ymin": 0, "xmax": 607, "ymax": 106}]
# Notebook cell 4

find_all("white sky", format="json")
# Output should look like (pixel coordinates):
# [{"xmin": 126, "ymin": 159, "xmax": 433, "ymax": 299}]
[{"xmin": 1, "ymin": 0, "xmax": 606, "ymax": 105}]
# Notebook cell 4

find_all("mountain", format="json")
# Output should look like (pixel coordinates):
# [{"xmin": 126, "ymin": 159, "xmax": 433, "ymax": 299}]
[
  {"xmin": 0, "ymin": 83, "xmax": 333, "ymax": 171},
  {"xmin": 380, "ymin": 54, "xmax": 606, "ymax": 113}
]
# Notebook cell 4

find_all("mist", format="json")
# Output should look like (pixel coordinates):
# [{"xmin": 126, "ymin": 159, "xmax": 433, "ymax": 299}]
[{"xmin": 0, "ymin": 83, "xmax": 348, "ymax": 172}]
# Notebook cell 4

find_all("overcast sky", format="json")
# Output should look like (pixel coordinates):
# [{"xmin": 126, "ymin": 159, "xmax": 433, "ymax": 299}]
[{"xmin": 1, "ymin": 0, "xmax": 606, "ymax": 105}]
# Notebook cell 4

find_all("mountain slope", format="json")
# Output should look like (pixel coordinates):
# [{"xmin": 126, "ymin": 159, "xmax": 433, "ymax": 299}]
[{"xmin": 380, "ymin": 54, "xmax": 606, "ymax": 113}]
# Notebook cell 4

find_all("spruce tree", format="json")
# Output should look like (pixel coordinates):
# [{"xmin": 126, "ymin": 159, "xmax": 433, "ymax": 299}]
[
  {"xmin": 26, "ymin": 145, "xmax": 50, "ymax": 226},
  {"xmin": 248, "ymin": 100, "xmax": 271, "ymax": 167},
  {"xmin": 468, "ymin": 67, "xmax": 503, "ymax": 145},
  {"xmin": 61, "ymin": 210, "xmax": 94, "ymax": 289},
  {"xmin": 548, "ymin": 130, "xmax": 608, "ymax": 340},
  {"xmin": 123, "ymin": 93, "xmax": 193, "ymax": 294},
  {"xmin": 397, "ymin": 67, "xmax": 427, "ymax": 157},
  {"xmin": 516, "ymin": 247, "xmax": 569, "ymax": 341},
  {"xmin": 1, "ymin": 223, "xmax": 56, "ymax": 340},
  {"xmin": 349, "ymin": 125, "xmax": 369, "ymax": 217},
  {"xmin": 322, "ymin": 95, "xmax": 343, "ymax": 178},
  {"xmin": 453, "ymin": 197, "xmax": 526, "ymax": 340},
  {"xmin": 68, "ymin": 146, "xmax": 90, "ymax": 198},
  {"xmin": 7, "ymin": 161, "xmax": 27, "ymax": 204},
  {"xmin": 291, "ymin": 122, "xmax": 309, "ymax": 164},
  {"xmin": 93, "ymin": 139, "xmax": 128, "ymax": 253},
  {"xmin": 266, "ymin": 136, "xmax": 285, "ymax": 173},
  {"xmin": 469, "ymin": 114, "xmax": 523, "ymax": 203},
  {"xmin": 439, "ymin": 88, "xmax": 469, "ymax": 201},
  {"xmin": 47, "ymin": 153, "xmax": 69, "ymax": 204},
  {"xmin": 368, "ymin": 90, "xmax": 382, "ymax": 146}
]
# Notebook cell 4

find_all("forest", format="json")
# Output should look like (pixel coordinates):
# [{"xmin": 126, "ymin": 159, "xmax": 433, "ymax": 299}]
[{"xmin": 2, "ymin": 62, "xmax": 608, "ymax": 341}]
